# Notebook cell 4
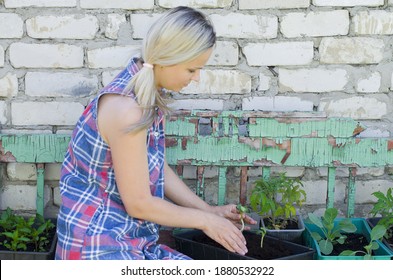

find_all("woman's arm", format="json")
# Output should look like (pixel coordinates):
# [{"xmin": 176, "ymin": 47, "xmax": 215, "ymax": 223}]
[
  {"xmin": 97, "ymin": 94, "xmax": 248, "ymax": 255},
  {"xmin": 164, "ymin": 162, "xmax": 257, "ymax": 230}
]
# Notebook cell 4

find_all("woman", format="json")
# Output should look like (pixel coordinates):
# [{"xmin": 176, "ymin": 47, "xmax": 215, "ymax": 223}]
[{"xmin": 55, "ymin": 6, "xmax": 255, "ymax": 260}]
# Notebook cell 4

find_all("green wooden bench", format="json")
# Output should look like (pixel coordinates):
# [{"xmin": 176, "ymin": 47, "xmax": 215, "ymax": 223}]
[{"xmin": 1, "ymin": 110, "xmax": 392, "ymax": 217}]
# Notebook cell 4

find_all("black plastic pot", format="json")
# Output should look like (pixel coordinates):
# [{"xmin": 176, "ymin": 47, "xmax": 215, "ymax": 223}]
[
  {"xmin": 0, "ymin": 231, "xmax": 57, "ymax": 260},
  {"xmin": 173, "ymin": 229, "xmax": 315, "ymax": 260}
]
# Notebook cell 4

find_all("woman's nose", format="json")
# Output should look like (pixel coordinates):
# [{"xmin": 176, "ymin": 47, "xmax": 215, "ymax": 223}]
[{"xmin": 191, "ymin": 71, "xmax": 200, "ymax": 82}]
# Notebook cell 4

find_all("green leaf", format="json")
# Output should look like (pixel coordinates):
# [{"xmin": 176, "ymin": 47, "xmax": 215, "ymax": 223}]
[
  {"xmin": 308, "ymin": 213, "xmax": 323, "ymax": 228},
  {"xmin": 319, "ymin": 239, "xmax": 333, "ymax": 255},
  {"xmin": 370, "ymin": 225, "xmax": 387, "ymax": 241}
]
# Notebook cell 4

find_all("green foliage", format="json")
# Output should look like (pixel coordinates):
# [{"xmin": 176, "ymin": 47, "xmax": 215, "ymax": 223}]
[
  {"xmin": 339, "ymin": 224, "xmax": 387, "ymax": 259},
  {"xmin": 250, "ymin": 173, "xmax": 306, "ymax": 229},
  {"xmin": 0, "ymin": 207, "xmax": 55, "ymax": 252},
  {"xmin": 307, "ymin": 208, "xmax": 357, "ymax": 255},
  {"xmin": 370, "ymin": 188, "xmax": 393, "ymax": 241}
]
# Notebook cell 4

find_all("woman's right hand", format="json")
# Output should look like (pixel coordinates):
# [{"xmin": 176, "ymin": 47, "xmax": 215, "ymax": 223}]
[{"xmin": 201, "ymin": 213, "xmax": 248, "ymax": 255}]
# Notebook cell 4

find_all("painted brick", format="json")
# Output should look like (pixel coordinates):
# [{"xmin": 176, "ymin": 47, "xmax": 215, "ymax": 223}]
[
  {"xmin": 9, "ymin": 43, "xmax": 84, "ymax": 68},
  {"xmin": 0, "ymin": 73, "xmax": 18, "ymax": 98},
  {"xmin": 320, "ymin": 37, "xmax": 384, "ymax": 64},
  {"xmin": 207, "ymin": 41, "xmax": 238, "ymax": 66},
  {"xmin": 0, "ymin": 101, "xmax": 8, "ymax": 125},
  {"xmin": 317, "ymin": 167, "xmax": 384, "ymax": 177},
  {"xmin": 0, "ymin": 13, "xmax": 23, "ymax": 38},
  {"xmin": 181, "ymin": 70, "xmax": 251, "ymax": 94},
  {"xmin": 87, "ymin": 45, "xmax": 140, "ymax": 68},
  {"xmin": 169, "ymin": 99, "xmax": 224, "ymax": 110},
  {"xmin": 102, "ymin": 70, "xmax": 122, "ymax": 86},
  {"xmin": 0, "ymin": 184, "xmax": 50, "ymax": 211},
  {"xmin": 210, "ymin": 13, "xmax": 278, "ymax": 39},
  {"xmin": 105, "ymin": 14, "xmax": 127, "ymax": 40},
  {"xmin": 0, "ymin": 45, "xmax": 4, "ymax": 67},
  {"xmin": 11, "ymin": 102, "xmax": 84, "ymax": 125},
  {"xmin": 7, "ymin": 163, "xmax": 36, "ymax": 181},
  {"xmin": 353, "ymin": 11, "xmax": 393, "ymax": 35},
  {"xmin": 80, "ymin": 0, "xmax": 154, "ymax": 9},
  {"xmin": 158, "ymin": 0, "xmax": 233, "ymax": 8},
  {"xmin": 356, "ymin": 72, "xmax": 381, "ymax": 93},
  {"xmin": 239, "ymin": 0, "xmax": 309, "ymax": 9},
  {"xmin": 302, "ymin": 180, "xmax": 328, "ymax": 205},
  {"xmin": 319, "ymin": 95, "xmax": 388, "ymax": 119},
  {"xmin": 4, "ymin": 0, "xmax": 77, "ymax": 7},
  {"xmin": 243, "ymin": 41, "xmax": 313, "ymax": 66},
  {"xmin": 26, "ymin": 15, "xmax": 99, "ymax": 39},
  {"xmin": 45, "ymin": 163, "xmax": 61, "ymax": 181},
  {"xmin": 355, "ymin": 180, "xmax": 393, "ymax": 203},
  {"xmin": 281, "ymin": 10, "xmax": 349, "ymax": 38},
  {"xmin": 25, "ymin": 72, "xmax": 98, "ymax": 97},
  {"xmin": 54, "ymin": 187, "xmax": 61, "ymax": 207},
  {"xmin": 258, "ymin": 74, "xmax": 271, "ymax": 91},
  {"xmin": 279, "ymin": 68, "xmax": 348, "ymax": 92},
  {"xmin": 181, "ymin": 166, "xmax": 218, "ymax": 179},
  {"xmin": 313, "ymin": 0, "xmax": 384, "ymax": 6},
  {"xmin": 242, "ymin": 96, "xmax": 314, "ymax": 111},
  {"xmin": 131, "ymin": 14, "xmax": 161, "ymax": 39}
]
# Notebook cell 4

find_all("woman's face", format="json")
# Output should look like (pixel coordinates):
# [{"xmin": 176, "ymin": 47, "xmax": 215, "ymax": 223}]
[{"xmin": 154, "ymin": 48, "xmax": 213, "ymax": 92}]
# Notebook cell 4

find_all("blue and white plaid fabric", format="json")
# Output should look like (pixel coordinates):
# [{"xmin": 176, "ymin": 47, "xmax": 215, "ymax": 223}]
[{"xmin": 55, "ymin": 57, "xmax": 190, "ymax": 260}]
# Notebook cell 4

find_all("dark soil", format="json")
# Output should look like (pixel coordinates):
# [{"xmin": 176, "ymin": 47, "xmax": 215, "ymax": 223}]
[
  {"xmin": 325, "ymin": 233, "xmax": 369, "ymax": 256},
  {"xmin": 192, "ymin": 231, "xmax": 296, "ymax": 259},
  {"xmin": 263, "ymin": 217, "xmax": 299, "ymax": 230}
]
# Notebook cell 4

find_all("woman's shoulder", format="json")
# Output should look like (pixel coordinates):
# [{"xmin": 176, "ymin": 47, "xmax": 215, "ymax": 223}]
[{"xmin": 97, "ymin": 94, "xmax": 143, "ymax": 136}]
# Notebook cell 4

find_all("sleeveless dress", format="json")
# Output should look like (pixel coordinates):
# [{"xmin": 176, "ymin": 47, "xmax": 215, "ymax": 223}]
[{"xmin": 55, "ymin": 57, "xmax": 191, "ymax": 260}]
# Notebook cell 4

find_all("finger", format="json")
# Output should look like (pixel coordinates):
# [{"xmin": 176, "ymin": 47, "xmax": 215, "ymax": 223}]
[
  {"xmin": 228, "ymin": 236, "xmax": 248, "ymax": 255},
  {"xmin": 243, "ymin": 215, "xmax": 258, "ymax": 225}
]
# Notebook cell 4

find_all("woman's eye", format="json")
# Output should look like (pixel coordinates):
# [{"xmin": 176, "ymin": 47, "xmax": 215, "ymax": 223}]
[{"xmin": 188, "ymin": 69, "xmax": 196, "ymax": 73}]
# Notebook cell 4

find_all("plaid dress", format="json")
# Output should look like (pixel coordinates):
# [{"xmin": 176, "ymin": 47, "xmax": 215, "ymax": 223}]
[{"xmin": 55, "ymin": 57, "xmax": 190, "ymax": 260}]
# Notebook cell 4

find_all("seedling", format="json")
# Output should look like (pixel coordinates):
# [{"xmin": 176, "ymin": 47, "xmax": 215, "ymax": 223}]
[
  {"xmin": 250, "ymin": 173, "xmax": 306, "ymax": 230},
  {"xmin": 307, "ymin": 208, "xmax": 357, "ymax": 255},
  {"xmin": 0, "ymin": 207, "xmax": 55, "ymax": 252},
  {"xmin": 339, "ymin": 224, "xmax": 387, "ymax": 259},
  {"xmin": 236, "ymin": 204, "xmax": 249, "ymax": 232}
]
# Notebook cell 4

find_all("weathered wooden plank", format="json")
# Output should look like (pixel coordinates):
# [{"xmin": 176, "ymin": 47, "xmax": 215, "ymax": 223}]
[{"xmin": 166, "ymin": 137, "xmax": 393, "ymax": 167}]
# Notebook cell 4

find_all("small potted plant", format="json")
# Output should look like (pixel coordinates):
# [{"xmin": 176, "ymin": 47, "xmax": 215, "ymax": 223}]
[
  {"xmin": 366, "ymin": 187, "xmax": 393, "ymax": 254},
  {"xmin": 304, "ymin": 207, "xmax": 392, "ymax": 260},
  {"xmin": 0, "ymin": 207, "xmax": 57, "ymax": 260},
  {"xmin": 250, "ymin": 172, "xmax": 306, "ymax": 243}
]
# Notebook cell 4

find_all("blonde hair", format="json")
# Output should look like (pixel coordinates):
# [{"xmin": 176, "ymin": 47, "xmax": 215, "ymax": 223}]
[{"xmin": 125, "ymin": 6, "xmax": 216, "ymax": 132}]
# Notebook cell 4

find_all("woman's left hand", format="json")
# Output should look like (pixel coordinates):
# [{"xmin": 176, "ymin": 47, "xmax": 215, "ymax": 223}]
[{"xmin": 210, "ymin": 204, "xmax": 257, "ymax": 231}]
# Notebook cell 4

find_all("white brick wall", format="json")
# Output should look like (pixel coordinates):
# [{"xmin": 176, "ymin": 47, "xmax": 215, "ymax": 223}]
[
  {"xmin": 239, "ymin": 0, "xmax": 309, "ymax": 9},
  {"xmin": 26, "ymin": 15, "xmax": 99, "ymax": 39},
  {"xmin": 243, "ymin": 41, "xmax": 314, "ymax": 66},
  {"xmin": 0, "ymin": 73, "xmax": 18, "ymax": 98},
  {"xmin": 0, "ymin": 13, "xmax": 23, "ymax": 38},
  {"xmin": 353, "ymin": 11, "xmax": 393, "ymax": 35},
  {"xmin": 319, "ymin": 37, "xmax": 384, "ymax": 64},
  {"xmin": 25, "ymin": 72, "xmax": 98, "ymax": 97},
  {"xmin": 210, "ymin": 13, "xmax": 278, "ymax": 39},
  {"xmin": 11, "ymin": 102, "xmax": 84, "ymax": 125},
  {"xmin": 1, "ymin": 0, "xmax": 393, "ymax": 215},
  {"xmin": 279, "ymin": 68, "xmax": 348, "ymax": 92},
  {"xmin": 9, "ymin": 43, "xmax": 84, "ymax": 68},
  {"xmin": 313, "ymin": 0, "xmax": 384, "ymax": 7},
  {"xmin": 280, "ymin": 10, "xmax": 349, "ymax": 38},
  {"xmin": 80, "ymin": 0, "xmax": 154, "ymax": 9},
  {"xmin": 4, "ymin": 0, "xmax": 77, "ymax": 8},
  {"xmin": 158, "ymin": 0, "xmax": 233, "ymax": 8}
]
